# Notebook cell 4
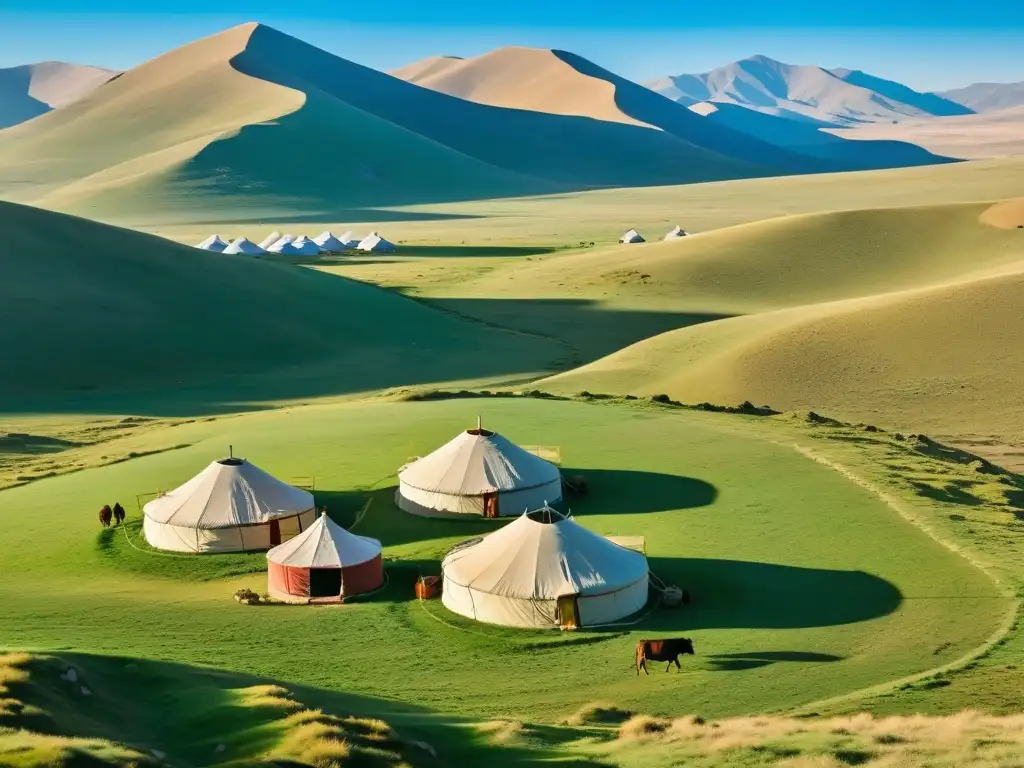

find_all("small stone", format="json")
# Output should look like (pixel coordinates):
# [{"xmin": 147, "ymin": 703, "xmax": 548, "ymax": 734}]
[
  {"xmin": 80, "ymin": 685, "xmax": 92, "ymax": 696},
  {"xmin": 63, "ymin": 668, "xmax": 78, "ymax": 683},
  {"xmin": 214, "ymin": 744, "xmax": 225, "ymax": 754},
  {"xmin": 152, "ymin": 750, "xmax": 166, "ymax": 760}
]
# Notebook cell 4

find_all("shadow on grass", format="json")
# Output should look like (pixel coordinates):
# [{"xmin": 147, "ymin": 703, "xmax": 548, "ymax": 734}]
[
  {"xmin": 636, "ymin": 557, "xmax": 901, "ymax": 632},
  {"xmin": 562, "ymin": 468, "xmax": 717, "ymax": 515},
  {"xmin": 21, "ymin": 652, "xmax": 608, "ymax": 767},
  {"xmin": 0, "ymin": 296, "xmax": 731, "ymax": 418},
  {"xmin": 0, "ymin": 433, "xmax": 81, "ymax": 454},
  {"xmin": 912, "ymin": 481, "xmax": 986, "ymax": 507},
  {"xmin": 706, "ymin": 651, "xmax": 843, "ymax": 671}
]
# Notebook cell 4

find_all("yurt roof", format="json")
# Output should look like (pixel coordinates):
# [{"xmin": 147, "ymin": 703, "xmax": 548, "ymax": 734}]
[
  {"xmin": 619, "ymin": 229, "xmax": 644, "ymax": 243},
  {"xmin": 400, "ymin": 426, "xmax": 560, "ymax": 495},
  {"xmin": 222, "ymin": 238, "xmax": 264, "ymax": 255},
  {"xmin": 357, "ymin": 232, "xmax": 394, "ymax": 251},
  {"xmin": 663, "ymin": 226, "xmax": 688, "ymax": 239},
  {"xmin": 267, "ymin": 234, "xmax": 295, "ymax": 252},
  {"xmin": 313, "ymin": 232, "xmax": 346, "ymax": 252},
  {"xmin": 442, "ymin": 510, "xmax": 648, "ymax": 599},
  {"xmin": 257, "ymin": 231, "xmax": 282, "ymax": 250},
  {"xmin": 267, "ymin": 514, "xmax": 381, "ymax": 568},
  {"xmin": 197, "ymin": 234, "xmax": 229, "ymax": 251},
  {"xmin": 143, "ymin": 457, "xmax": 313, "ymax": 529}
]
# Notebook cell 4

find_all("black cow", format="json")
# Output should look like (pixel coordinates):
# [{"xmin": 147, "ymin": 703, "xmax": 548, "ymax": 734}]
[{"xmin": 635, "ymin": 638, "xmax": 695, "ymax": 675}]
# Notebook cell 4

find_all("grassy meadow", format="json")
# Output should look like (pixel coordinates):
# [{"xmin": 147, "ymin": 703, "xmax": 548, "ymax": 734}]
[{"xmin": 2, "ymin": 152, "xmax": 1024, "ymax": 765}]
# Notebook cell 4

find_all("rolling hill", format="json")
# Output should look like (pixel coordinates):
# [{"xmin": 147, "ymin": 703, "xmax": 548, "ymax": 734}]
[
  {"xmin": 0, "ymin": 24, "xmax": 798, "ymax": 223},
  {"xmin": 938, "ymin": 80, "xmax": 1024, "ymax": 112},
  {"xmin": 527, "ymin": 199, "xmax": 1024, "ymax": 439},
  {"xmin": 0, "ymin": 60, "xmax": 116, "ymax": 129},
  {"xmin": 0, "ymin": 200, "xmax": 561, "ymax": 409},
  {"xmin": 647, "ymin": 55, "xmax": 972, "ymax": 125}
]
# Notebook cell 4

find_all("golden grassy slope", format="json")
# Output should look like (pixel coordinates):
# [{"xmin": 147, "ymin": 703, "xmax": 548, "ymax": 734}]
[{"xmin": 537, "ymin": 201, "xmax": 1024, "ymax": 439}]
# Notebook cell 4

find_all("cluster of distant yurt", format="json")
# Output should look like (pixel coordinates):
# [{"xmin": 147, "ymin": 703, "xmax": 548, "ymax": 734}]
[
  {"xmin": 397, "ymin": 421, "xmax": 563, "ymax": 518},
  {"xmin": 142, "ymin": 453, "xmax": 315, "ymax": 553},
  {"xmin": 619, "ymin": 226, "xmax": 690, "ymax": 244},
  {"xmin": 441, "ymin": 506, "xmax": 650, "ymax": 629},
  {"xmin": 266, "ymin": 513, "xmax": 384, "ymax": 603},
  {"xmin": 197, "ymin": 230, "xmax": 396, "ymax": 255}
]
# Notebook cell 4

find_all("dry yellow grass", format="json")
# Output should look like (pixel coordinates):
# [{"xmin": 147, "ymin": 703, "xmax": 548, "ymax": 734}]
[
  {"xmin": 607, "ymin": 710, "xmax": 1024, "ymax": 766},
  {"xmin": 981, "ymin": 198, "xmax": 1024, "ymax": 229}
]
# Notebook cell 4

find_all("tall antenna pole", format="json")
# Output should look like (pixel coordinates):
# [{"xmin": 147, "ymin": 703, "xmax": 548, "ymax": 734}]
[
  {"xmin": 477, "ymin": 415, "xmax": 482, "ymax": 431},
  {"xmin": 229, "ymin": 444, "xmax": 233, "ymax": 459}
]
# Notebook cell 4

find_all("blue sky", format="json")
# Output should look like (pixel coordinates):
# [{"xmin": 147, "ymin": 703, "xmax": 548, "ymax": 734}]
[{"xmin": 1, "ymin": 2, "xmax": 1021, "ymax": 90}]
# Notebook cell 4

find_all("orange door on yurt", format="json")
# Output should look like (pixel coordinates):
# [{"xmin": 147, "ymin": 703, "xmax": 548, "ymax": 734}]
[{"xmin": 484, "ymin": 493, "xmax": 499, "ymax": 518}]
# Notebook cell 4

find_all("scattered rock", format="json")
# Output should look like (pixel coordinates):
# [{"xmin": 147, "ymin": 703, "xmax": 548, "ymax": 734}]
[
  {"xmin": 152, "ymin": 750, "xmax": 166, "ymax": 760},
  {"xmin": 214, "ymin": 744, "xmax": 225, "ymax": 754},
  {"xmin": 62, "ymin": 668, "xmax": 78, "ymax": 683},
  {"xmin": 80, "ymin": 686, "xmax": 92, "ymax": 696}
]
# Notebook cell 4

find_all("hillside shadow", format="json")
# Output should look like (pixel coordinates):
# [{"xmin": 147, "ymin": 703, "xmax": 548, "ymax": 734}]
[
  {"xmin": 1, "ymin": 296, "xmax": 731, "ymax": 417},
  {"xmin": 912, "ymin": 480, "xmax": 985, "ymax": 507},
  {"xmin": 562, "ymin": 468, "xmax": 717, "ymax": 515},
  {"xmin": 34, "ymin": 653, "xmax": 609, "ymax": 767},
  {"xmin": 635, "ymin": 557, "xmax": 901, "ymax": 631},
  {"xmin": 0, "ymin": 432, "xmax": 80, "ymax": 454},
  {"xmin": 181, "ymin": 208, "xmax": 483, "ymax": 227}
]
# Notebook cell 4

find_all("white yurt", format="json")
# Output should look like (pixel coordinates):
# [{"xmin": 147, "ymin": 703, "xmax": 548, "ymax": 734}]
[
  {"xmin": 196, "ymin": 234, "xmax": 229, "ymax": 252},
  {"xmin": 442, "ymin": 507, "xmax": 650, "ymax": 629},
  {"xmin": 292, "ymin": 235, "xmax": 323, "ymax": 252},
  {"xmin": 267, "ymin": 514, "xmax": 384, "ymax": 603},
  {"xmin": 258, "ymin": 231, "xmax": 283, "ymax": 250},
  {"xmin": 266, "ymin": 234, "xmax": 295, "ymax": 252},
  {"xmin": 313, "ymin": 231, "xmax": 346, "ymax": 253},
  {"xmin": 270, "ymin": 237, "xmax": 320, "ymax": 256},
  {"xmin": 357, "ymin": 232, "xmax": 396, "ymax": 253},
  {"xmin": 397, "ymin": 420, "xmax": 562, "ymax": 517},
  {"xmin": 337, "ymin": 231, "xmax": 359, "ymax": 248},
  {"xmin": 663, "ymin": 226, "xmax": 689, "ymax": 240},
  {"xmin": 143, "ymin": 453, "xmax": 315, "ymax": 553},
  {"xmin": 619, "ymin": 229, "xmax": 645, "ymax": 244},
  {"xmin": 222, "ymin": 238, "xmax": 265, "ymax": 255}
]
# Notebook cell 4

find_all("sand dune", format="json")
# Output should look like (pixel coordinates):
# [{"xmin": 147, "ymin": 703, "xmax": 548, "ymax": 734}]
[
  {"xmin": 981, "ymin": 198, "xmax": 1024, "ymax": 229},
  {"xmin": 648, "ymin": 55, "xmax": 971, "ymax": 126},
  {"xmin": 829, "ymin": 107, "xmax": 1024, "ymax": 160},
  {"xmin": 0, "ymin": 24, "xmax": 803, "ymax": 222},
  {"xmin": 394, "ymin": 47, "xmax": 950, "ymax": 174},
  {"xmin": 389, "ymin": 54, "xmax": 463, "ymax": 82},
  {"xmin": 0, "ymin": 61, "xmax": 117, "ymax": 129}
]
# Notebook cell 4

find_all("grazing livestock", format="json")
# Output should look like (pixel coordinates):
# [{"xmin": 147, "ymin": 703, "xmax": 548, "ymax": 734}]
[
  {"xmin": 113, "ymin": 503, "xmax": 126, "ymax": 525},
  {"xmin": 635, "ymin": 637, "xmax": 695, "ymax": 675},
  {"xmin": 98, "ymin": 505, "xmax": 113, "ymax": 527}
]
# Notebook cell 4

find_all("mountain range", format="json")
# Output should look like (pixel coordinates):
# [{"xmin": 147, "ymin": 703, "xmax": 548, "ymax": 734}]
[
  {"xmin": 0, "ymin": 26, "xmax": 980, "ymax": 222},
  {"xmin": 937, "ymin": 80, "xmax": 1024, "ymax": 112},
  {"xmin": 645, "ymin": 55, "xmax": 973, "ymax": 126}
]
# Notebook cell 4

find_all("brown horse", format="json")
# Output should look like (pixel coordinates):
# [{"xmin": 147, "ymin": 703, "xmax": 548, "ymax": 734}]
[
  {"xmin": 99, "ymin": 505, "xmax": 113, "ymax": 527},
  {"xmin": 112, "ymin": 503, "xmax": 126, "ymax": 525}
]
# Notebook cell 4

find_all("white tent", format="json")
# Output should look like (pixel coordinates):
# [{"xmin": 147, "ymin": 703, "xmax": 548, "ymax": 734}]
[
  {"xmin": 337, "ymin": 231, "xmax": 359, "ymax": 248},
  {"xmin": 143, "ymin": 455, "xmax": 315, "ymax": 553},
  {"xmin": 292, "ymin": 235, "xmax": 323, "ymax": 253},
  {"xmin": 313, "ymin": 231, "xmax": 347, "ymax": 253},
  {"xmin": 258, "ymin": 232, "xmax": 283, "ymax": 250},
  {"xmin": 442, "ymin": 507, "xmax": 650, "ymax": 628},
  {"xmin": 663, "ymin": 226, "xmax": 689, "ymax": 240},
  {"xmin": 619, "ymin": 229, "xmax": 645, "ymax": 244},
  {"xmin": 268, "ymin": 236, "xmax": 319, "ymax": 256},
  {"xmin": 266, "ymin": 514, "xmax": 383, "ymax": 603},
  {"xmin": 357, "ymin": 232, "xmax": 396, "ymax": 253},
  {"xmin": 222, "ymin": 238, "xmax": 265, "ymax": 255},
  {"xmin": 397, "ymin": 422, "xmax": 562, "ymax": 517},
  {"xmin": 196, "ymin": 234, "xmax": 229, "ymax": 252},
  {"xmin": 266, "ymin": 234, "xmax": 295, "ymax": 252}
]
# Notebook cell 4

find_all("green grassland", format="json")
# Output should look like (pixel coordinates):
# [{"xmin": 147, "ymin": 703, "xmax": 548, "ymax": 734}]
[{"xmin": 0, "ymin": 398, "xmax": 1011, "ymax": 722}]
